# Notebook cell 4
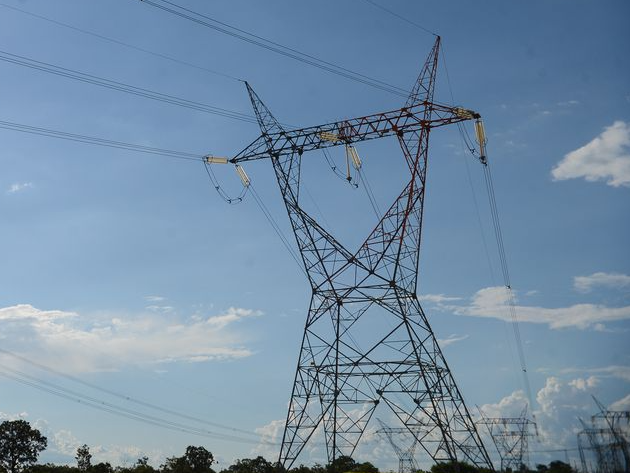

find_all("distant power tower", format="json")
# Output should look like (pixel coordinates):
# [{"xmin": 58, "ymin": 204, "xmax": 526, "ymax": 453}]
[
  {"xmin": 213, "ymin": 37, "xmax": 493, "ymax": 469},
  {"xmin": 376, "ymin": 418, "xmax": 421, "ymax": 473},
  {"xmin": 577, "ymin": 397, "xmax": 630, "ymax": 473},
  {"xmin": 477, "ymin": 406, "xmax": 535, "ymax": 472}
]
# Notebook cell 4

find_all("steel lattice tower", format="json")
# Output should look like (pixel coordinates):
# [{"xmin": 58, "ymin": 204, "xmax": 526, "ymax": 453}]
[
  {"xmin": 478, "ymin": 406, "xmax": 534, "ymax": 472},
  {"xmin": 577, "ymin": 398, "xmax": 630, "ymax": 473},
  {"xmin": 376, "ymin": 418, "xmax": 422, "ymax": 473},
  {"xmin": 221, "ymin": 37, "xmax": 493, "ymax": 469}
]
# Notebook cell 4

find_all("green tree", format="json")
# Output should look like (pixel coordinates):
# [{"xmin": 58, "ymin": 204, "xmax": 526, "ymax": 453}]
[
  {"xmin": 0, "ymin": 420, "xmax": 47, "ymax": 473},
  {"xmin": 75, "ymin": 445, "xmax": 91, "ymax": 472},
  {"xmin": 27, "ymin": 464, "xmax": 78, "ymax": 473},
  {"xmin": 430, "ymin": 461, "xmax": 488, "ymax": 473},
  {"xmin": 326, "ymin": 456, "xmax": 356, "ymax": 473},
  {"xmin": 90, "ymin": 463, "xmax": 113, "ymax": 473},
  {"xmin": 219, "ymin": 456, "xmax": 276, "ymax": 473},
  {"xmin": 289, "ymin": 464, "xmax": 325, "ymax": 473},
  {"xmin": 546, "ymin": 461, "xmax": 574, "ymax": 473},
  {"xmin": 161, "ymin": 447, "xmax": 214, "ymax": 473},
  {"xmin": 131, "ymin": 457, "xmax": 156, "ymax": 473},
  {"xmin": 351, "ymin": 462, "xmax": 378, "ymax": 473}
]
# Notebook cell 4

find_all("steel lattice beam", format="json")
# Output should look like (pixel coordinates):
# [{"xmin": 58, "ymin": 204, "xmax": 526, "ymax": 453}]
[
  {"xmin": 478, "ymin": 406, "xmax": 535, "ymax": 472},
  {"xmin": 217, "ymin": 36, "xmax": 492, "ymax": 470}
]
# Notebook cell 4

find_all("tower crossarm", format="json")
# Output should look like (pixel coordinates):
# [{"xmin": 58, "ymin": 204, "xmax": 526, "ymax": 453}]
[
  {"xmin": 230, "ymin": 102, "xmax": 479, "ymax": 163},
  {"xmin": 478, "ymin": 417, "xmax": 536, "ymax": 427}
]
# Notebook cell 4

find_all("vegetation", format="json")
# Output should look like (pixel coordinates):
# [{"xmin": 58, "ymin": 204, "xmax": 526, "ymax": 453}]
[
  {"xmin": 0, "ymin": 420, "xmax": 48, "ymax": 473},
  {"xmin": 0, "ymin": 420, "xmax": 577, "ymax": 473}
]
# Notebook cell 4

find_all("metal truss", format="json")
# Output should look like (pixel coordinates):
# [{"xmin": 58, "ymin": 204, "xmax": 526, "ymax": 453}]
[
  {"xmin": 226, "ymin": 36, "xmax": 492, "ymax": 469},
  {"xmin": 376, "ymin": 418, "xmax": 422, "ymax": 473},
  {"xmin": 477, "ymin": 406, "xmax": 534, "ymax": 472},
  {"xmin": 578, "ymin": 398, "xmax": 630, "ymax": 473}
]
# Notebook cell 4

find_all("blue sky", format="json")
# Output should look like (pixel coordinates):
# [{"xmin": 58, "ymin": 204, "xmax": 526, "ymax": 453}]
[{"xmin": 1, "ymin": 0, "xmax": 629, "ymax": 470}]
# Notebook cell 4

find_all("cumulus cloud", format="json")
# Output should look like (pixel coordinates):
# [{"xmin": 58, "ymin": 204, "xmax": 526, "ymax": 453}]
[
  {"xmin": 6, "ymin": 182, "xmax": 33, "ymax": 194},
  {"xmin": 482, "ymin": 375, "xmax": 605, "ymax": 460},
  {"xmin": 478, "ymin": 389, "xmax": 530, "ymax": 419},
  {"xmin": 0, "ymin": 410, "xmax": 28, "ymax": 421},
  {"xmin": 440, "ymin": 286, "xmax": 630, "ymax": 330},
  {"xmin": 551, "ymin": 120, "xmax": 630, "ymax": 187},
  {"xmin": 574, "ymin": 272, "xmax": 630, "ymax": 293},
  {"xmin": 31, "ymin": 417, "xmax": 164, "ymax": 467},
  {"xmin": 0, "ymin": 304, "xmax": 262, "ymax": 373}
]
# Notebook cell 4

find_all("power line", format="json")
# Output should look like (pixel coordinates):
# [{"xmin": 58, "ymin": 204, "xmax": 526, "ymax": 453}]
[
  {"xmin": 249, "ymin": 183, "xmax": 309, "ymax": 278},
  {"xmin": 0, "ymin": 119, "xmax": 204, "ymax": 162},
  {"xmin": 0, "ymin": 50, "xmax": 256, "ymax": 123},
  {"xmin": 0, "ymin": 2, "xmax": 242, "ymax": 82},
  {"xmin": 482, "ymin": 161, "xmax": 538, "ymax": 434},
  {"xmin": 440, "ymin": 43, "xmax": 525, "ymax": 399},
  {"xmin": 138, "ymin": 0, "xmax": 411, "ymax": 98},
  {"xmin": 0, "ymin": 348, "xmax": 261, "ymax": 439},
  {"xmin": 362, "ymin": 0, "xmax": 438, "ymax": 37},
  {"xmin": 0, "ymin": 362, "xmax": 276, "ymax": 445}
]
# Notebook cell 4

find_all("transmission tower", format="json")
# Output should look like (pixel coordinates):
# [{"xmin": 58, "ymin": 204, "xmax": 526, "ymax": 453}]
[
  {"xmin": 376, "ymin": 418, "xmax": 421, "ymax": 473},
  {"xmin": 213, "ymin": 37, "xmax": 493, "ymax": 469},
  {"xmin": 577, "ymin": 398, "xmax": 630, "ymax": 473},
  {"xmin": 477, "ymin": 406, "xmax": 535, "ymax": 472}
]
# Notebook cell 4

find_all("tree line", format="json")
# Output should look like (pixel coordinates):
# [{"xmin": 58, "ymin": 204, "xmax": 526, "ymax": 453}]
[{"xmin": 0, "ymin": 420, "xmax": 575, "ymax": 473}]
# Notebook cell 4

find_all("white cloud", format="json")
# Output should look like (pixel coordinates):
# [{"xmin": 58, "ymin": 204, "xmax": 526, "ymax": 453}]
[
  {"xmin": 252, "ymin": 419, "xmax": 284, "ymax": 460},
  {"xmin": 479, "ymin": 389, "xmax": 530, "ymax": 419},
  {"xmin": 568, "ymin": 376, "xmax": 599, "ymax": 390},
  {"xmin": 557, "ymin": 100, "xmax": 580, "ymax": 107},
  {"xmin": 558, "ymin": 365, "xmax": 630, "ymax": 382},
  {"xmin": 6, "ymin": 182, "xmax": 33, "ymax": 194},
  {"xmin": 483, "ymin": 376, "xmax": 604, "ymax": 459},
  {"xmin": 574, "ymin": 272, "xmax": 630, "ymax": 293},
  {"xmin": 552, "ymin": 120, "xmax": 630, "ymax": 187},
  {"xmin": 437, "ymin": 333, "xmax": 469, "ymax": 347},
  {"xmin": 0, "ymin": 304, "xmax": 76, "ymax": 322},
  {"xmin": 32, "ymin": 417, "xmax": 165, "ymax": 467},
  {"xmin": 144, "ymin": 295, "xmax": 166, "ymax": 302},
  {"xmin": 610, "ymin": 393, "xmax": 630, "ymax": 411},
  {"xmin": 446, "ymin": 286, "xmax": 630, "ymax": 330},
  {"xmin": 145, "ymin": 305, "xmax": 174, "ymax": 313},
  {"xmin": 0, "ymin": 304, "xmax": 262, "ymax": 373},
  {"xmin": 0, "ymin": 410, "xmax": 29, "ymax": 421},
  {"xmin": 419, "ymin": 293, "xmax": 461, "ymax": 304}
]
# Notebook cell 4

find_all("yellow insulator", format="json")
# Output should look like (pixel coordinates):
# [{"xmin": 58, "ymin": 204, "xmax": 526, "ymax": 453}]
[
  {"xmin": 346, "ymin": 145, "xmax": 362, "ymax": 170},
  {"xmin": 205, "ymin": 156, "xmax": 229, "ymax": 164},
  {"xmin": 319, "ymin": 131, "xmax": 340, "ymax": 142},
  {"xmin": 235, "ymin": 165, "xmax": 250, "ymax": 187},
  {"xmin": 475, "ymin": 118, "xmax": 487, "ymax": 160}
]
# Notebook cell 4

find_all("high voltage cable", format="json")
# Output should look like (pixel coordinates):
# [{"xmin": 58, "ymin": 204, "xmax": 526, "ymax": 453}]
[
  {"xmin": 0, "ymin": 119, "xmax": 205, "ymax": 162},
  {"xmin": 249, "ymin": 183, "xmax": 309, "ymax": 278},
  {"xmin": 367, "ymin": 0, "xmax": 535, "ymax": 429},
  {"xmin": 441, "ymin": 43, "xmax": 524, "ymax": 396},
  {"xmin": 0, "ymin": 348, "xmax": 262, "ymax": 440},
  {"xmin": 0, "ymin": 364, "xmax": 277, "ymax": 446},
  {"xmin": 0, "ymin": 50, "xmax": 256, "ymax": 123},
  {"xmin": 362, "ymin": 0, "xmax": 438, "ymax": 37},
  {"xmin": 0, "ymin": 3, "xmax": 242, "ymax": 82},
  {"xmin": 0, "ymin": 367, "xmax": 273, "ymax": 445},
  {"xmin": 482, "ymin": 161, "xmax": 538, "ymax": 434},
  {"xmin": 137, "ymin": 0, "xmax": 410, "ymax": 98},
  {"xmin": 0, "ymin": 118, "xmax": 256, "ymax": 207}
]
